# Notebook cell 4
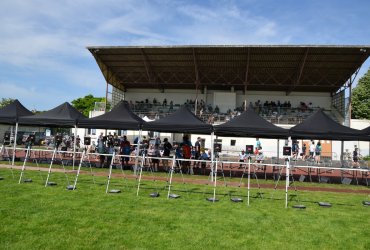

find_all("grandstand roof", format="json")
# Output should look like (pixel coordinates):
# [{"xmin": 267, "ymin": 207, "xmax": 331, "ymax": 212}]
[{"xmin": 87, "ymin": 45, "xmax": 370, "ymax": 93}]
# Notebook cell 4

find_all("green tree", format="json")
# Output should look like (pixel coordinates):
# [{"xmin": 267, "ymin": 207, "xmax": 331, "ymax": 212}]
[
  {"xmin": 71, "ymin": 95, "xmax": 108, "ymax": 117},
  {"xmin": 0, "ymin": 98, "xmax": 15, "ymax": 108},
  {"xmin": 352, "ymin": 67, "xmax": 370, "ymax": 119}
]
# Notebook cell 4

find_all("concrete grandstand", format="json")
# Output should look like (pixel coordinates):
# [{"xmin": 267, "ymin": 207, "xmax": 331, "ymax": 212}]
[{"xmin": 81, "ymin": 45, "xmax": 370, "ymax": 158}]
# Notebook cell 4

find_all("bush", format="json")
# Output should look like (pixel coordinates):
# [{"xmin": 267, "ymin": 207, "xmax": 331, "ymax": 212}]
[{"xmin": 362, "ymin": 155, "xmax": 370, "ymax": 161}]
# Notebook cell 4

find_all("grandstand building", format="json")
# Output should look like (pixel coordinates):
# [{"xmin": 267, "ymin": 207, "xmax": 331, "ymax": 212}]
[{"xmin": 85, "ymin": 45, "xmax": 370, "ymax": 157}]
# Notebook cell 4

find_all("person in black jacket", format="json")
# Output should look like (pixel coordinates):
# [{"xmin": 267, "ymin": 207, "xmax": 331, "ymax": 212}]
[{"xmin": 162, "ymin": 138, "xmax": 172, "ymax": 171}]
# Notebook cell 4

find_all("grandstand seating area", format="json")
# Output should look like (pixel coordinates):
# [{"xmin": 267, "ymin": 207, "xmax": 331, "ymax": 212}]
[{"xmin": 128, "ymin": 99, "xmax": 341, "ymax": 125}]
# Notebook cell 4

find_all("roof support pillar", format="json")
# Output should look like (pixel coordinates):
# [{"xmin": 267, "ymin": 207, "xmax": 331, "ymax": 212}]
[
  {"xmin": 348, "ymin": 80, "xmax": 352, "ymax": 127},
  {"xmin": 244, "ymin": 48, "xmax": 250, "ymax": 111},
  {"xmin": 193, "ymin": 48, "xmax": 200, "ymax": 115},
  {"xmin": 105, "ymin": 81, "xmax": 109, "ymax": 112}
]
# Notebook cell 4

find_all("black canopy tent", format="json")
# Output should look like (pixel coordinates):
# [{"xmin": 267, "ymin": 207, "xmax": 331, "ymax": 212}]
[
  {"xmin": 289, "ymin": 109, "xmax": 370, "ymax": 141},
  {"xmin": 362, "ymin": 126, "xmax": 370, "ymax": 135},
  {"xmin": 18, "ymin": 102, "xmax": 86, "ymax": 127},
  {"xmin": 79, "ymin": 100, "xmax": 146, "ymax": 176},
  {"xmin": 0, "ymin": 99, "xmax": 34, "ymax": 166},
  {"xmin": 214, "ymin": 106, "xmax": 289, "ymax": 139},
  {"xmin": 78, "ymin": 100, "xmax": 144, "ymax": 130},
  {"xmin": 142, "ymin": 105, "xmax": 213, "ymax": 134},
  {"xmin": 0, "ymin": 99, "xmax": 33, "ymax": 125},
  {"xmin": 18, "ymin": 102, "xmax": 87, "ymax": 169}
]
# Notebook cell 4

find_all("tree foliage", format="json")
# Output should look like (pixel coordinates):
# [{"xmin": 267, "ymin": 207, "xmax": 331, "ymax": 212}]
[
  {"xmin": 0, "ymin": 98, "xmax": 15, "ymax": 109},
  {"xmin": 71, "ymin": 95, "xmax": 108, "ymax": 117},
  {"xmin": 352, "ymin": 67, "xmax": 370, "ymax": 119}
]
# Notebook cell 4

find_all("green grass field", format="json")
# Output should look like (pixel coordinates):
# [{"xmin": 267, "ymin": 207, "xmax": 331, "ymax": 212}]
[{"xmin": 0, "ymin": 168, "xmax": 369, "ymax": 250}]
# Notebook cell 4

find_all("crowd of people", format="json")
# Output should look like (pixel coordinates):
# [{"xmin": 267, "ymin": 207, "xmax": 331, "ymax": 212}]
[
  {"xmin": 46, "ymin": 130, "xmax": 362, "ymax": 170},
  {"xmin": 84, "ymin": 133, "xmax": 212, "ymax": 173}
]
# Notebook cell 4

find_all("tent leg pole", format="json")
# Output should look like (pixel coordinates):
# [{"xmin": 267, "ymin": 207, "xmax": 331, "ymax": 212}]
[
  {"xmin": 73, "ymin": 151, "xmax": 85, "ymax": 190},
  {"xmin": 210, "ymin": 132, "xmax": 214, "ymax": 182},
  {"xmin": 45, "ymin": 148, "xmax": 57, "ymax": 187},
  {"xmin": 167, "ymin": 155, "xmax": 176, "ymax": 198},
  {"xmin": 11, "ymin": 123, "xmax": 18, "ymax": 167},
  {"xmin": 247, "ymin": 157, "xmax": 251, "ymax": 206},
  {"xmin": 72, "ymin": 125, "xmax": 77, "ymax": 170},
  {"xmin": 105, "ymin": 152, "xmax": 115, "ymax": 193},
  {"xmin": 136, "ymin": 154, "xmax": 145, "ymax": 196},
  {"xmin": 285, "ymin": 157, "xmax": 290, "ymax": 208},
  {"xmin": 134, "ymin": 130, "xmax": 142, "ymax": 176},
  {"xmin": 19, "ymin": 146, "xmax": 30, "ymax": 184}
]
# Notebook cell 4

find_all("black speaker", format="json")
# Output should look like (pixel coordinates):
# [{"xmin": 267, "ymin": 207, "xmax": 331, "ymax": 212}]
[
  {"xmin": 214, "ymin": 143, "xmax": 222, "ymax": 153},
  {"xmin": 283, "ymin": 146, "xmax": 291, "ymax": 156},
  {"xmin": 84, "ymin": 137, "xmax": 91, "ymax": 146},
  {"xmin": 246, "ymin": 145, "xmax": 254, "ymax": 154}
]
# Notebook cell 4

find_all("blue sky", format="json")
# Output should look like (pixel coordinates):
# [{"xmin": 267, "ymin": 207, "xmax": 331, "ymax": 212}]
[{"xmin": 1, "ymin": 0, "xmax": 370, "ymax": 111}]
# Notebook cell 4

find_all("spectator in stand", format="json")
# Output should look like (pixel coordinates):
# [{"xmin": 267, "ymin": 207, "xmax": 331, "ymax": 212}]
[
  {"xmin": 214, "ymin": 105, "xmax": 220, "ymax": 114},
  {"xmin": 162, "ymin": 138, "xmax": 172, "ymax": 171}
]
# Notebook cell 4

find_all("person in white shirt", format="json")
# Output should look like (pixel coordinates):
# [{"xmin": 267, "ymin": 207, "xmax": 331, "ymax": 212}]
[
  {"xmin": 309, "ymin": 140, "xmax": 315, "ymax": 160},
  {"xmin": 238, "ymin": 149, "xmax": 247, "ymax": 169}
]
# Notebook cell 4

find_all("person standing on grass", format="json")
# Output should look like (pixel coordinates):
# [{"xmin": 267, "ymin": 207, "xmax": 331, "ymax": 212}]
[
  {"xmin": 301, "ymin": 143, "xmax": 307, "ymax": 160},
  {"xmin": 315, "ymin": 141, "xmax": 322, "ymax": 164},
  {"xmin": 309, "ymin": 140, "xmax": 315, "ymax": 160},
  {"xmin": 238, "ymin": 149, "xmax": 247, "ymax": 169},
  {"xmin": 148, "ymin": 144, "xmax": 160, "ymax": 171},
  {"xmin": 194, "ymin": 137, "xmax": 201, "ymax": 168},
  {"xmin": 352, "ymin": 145, "xmax": 360, "ymax": 168},
  {"xmin": 255, "ymin": 138, "xmax": 261, "ymax": 150},
  {"xmin": 180, "ymin": 135, "xmax": 192, "ymax": 174},
  {"xmin": 292, "ymin": 140, "xmax": 299, "ymax": 160},
  {"xmin": 97, "ymin": 133, "xmax": 106, "ymax": 168},
  {"xmin": 120, "ymin": 136, "xmax": 131, "ymax": 170},
  {"xmin": 199, "ymin": 149, "xmax": 209, "ymax": 175},
  {"xmin": 162, "ymin": 138, "xmax": 172, "ymax": 171}
]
